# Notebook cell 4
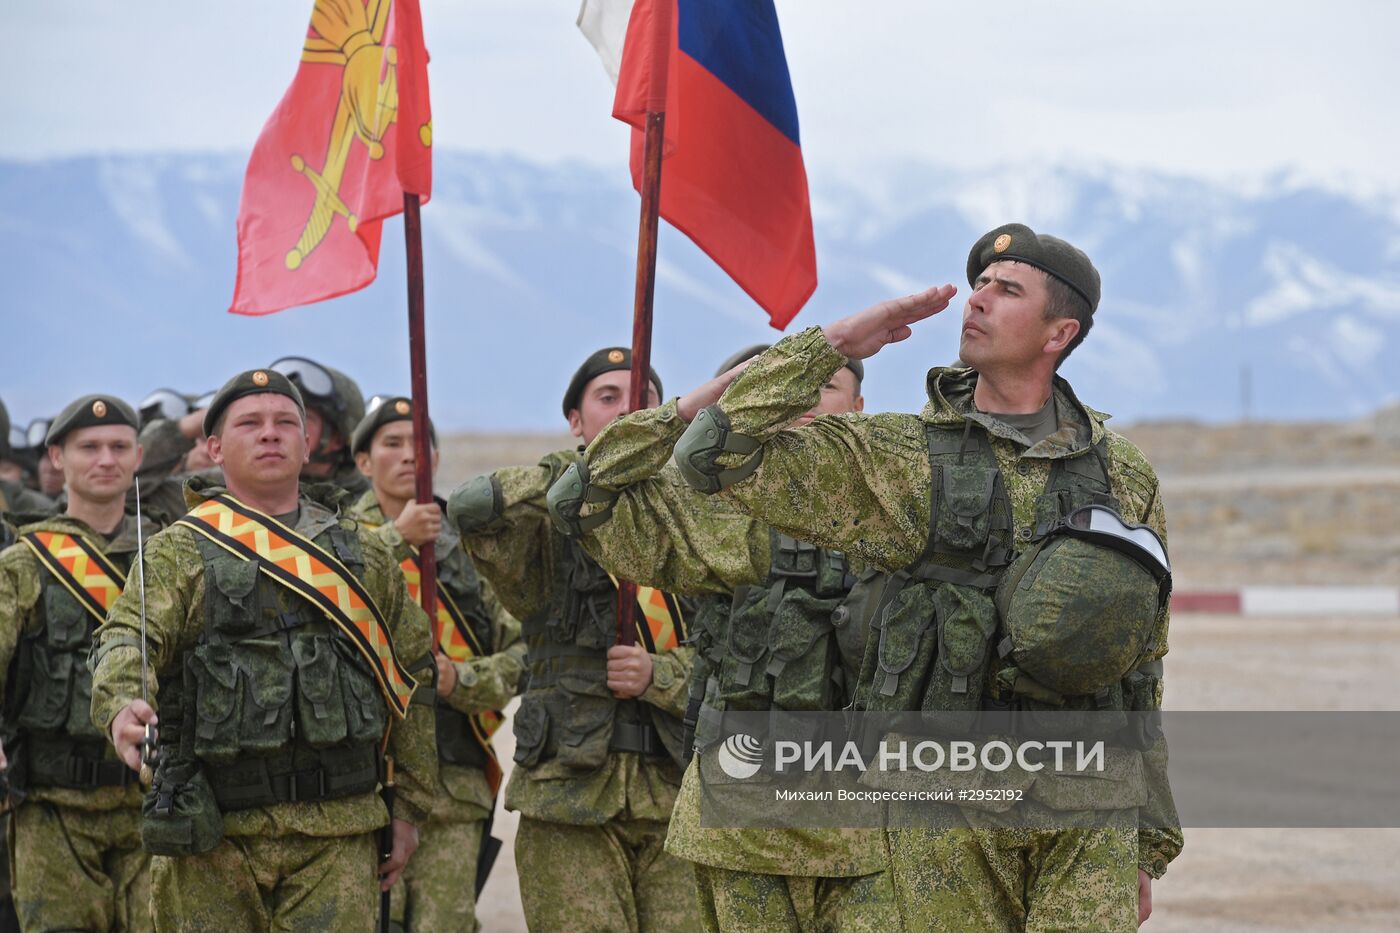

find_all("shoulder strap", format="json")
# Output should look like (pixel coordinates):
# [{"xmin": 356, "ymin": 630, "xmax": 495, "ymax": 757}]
[
  {"xmin": 401, "ymin": 548, "xmax": 487, "ymax": 660},
  {"xmin": 20, "ymin": 530, "xmax": 127, "ymax": 625},
  {"xmin": 176, "ymin": 494, "xmax": 414, "ymax": 720}
]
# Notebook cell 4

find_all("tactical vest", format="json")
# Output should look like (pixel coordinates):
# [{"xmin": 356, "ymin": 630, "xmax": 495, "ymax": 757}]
[
  {"xmin": 510, "ymin": 536, "xmax": 685, "ymax": 772},
  {"xmin": 171, "ymin": 526, "xmax": 387, "ymax": 810},
  {"xmin": 3, "ymin": 556, "xmax": 134, "ymax": 791},
  {"xmin": 846, "ymin": 421, "xmax": 1160, "ymax": 725},
  {"xmin": 684, "ymin": 532, "xmax": 861, "ymax": 756},
  {"xmin": 432, "ymin": 551, "xmax": 496, "ymax": 770}
]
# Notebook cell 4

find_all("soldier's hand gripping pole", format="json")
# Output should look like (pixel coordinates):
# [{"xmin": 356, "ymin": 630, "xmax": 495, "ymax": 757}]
[{"xmin": 134, "ymin": 480, "xmax": 158, "ymax": 785}]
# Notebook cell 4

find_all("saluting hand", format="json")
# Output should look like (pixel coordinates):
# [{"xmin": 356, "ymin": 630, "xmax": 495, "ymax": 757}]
[
  {"xmin": 606, "ymin": 644, "xmax": 654, "ymax": 698},
  {"xmin": 822, "ymin": 283, "xmax": 958, "ymax": 360},
  {"xmin": 111, "ymin": 699, "xmax": 158, "ymax": 773},
  {"xmin": 394, "ymin": 501, "xmax": 442, "ymax": 548}
]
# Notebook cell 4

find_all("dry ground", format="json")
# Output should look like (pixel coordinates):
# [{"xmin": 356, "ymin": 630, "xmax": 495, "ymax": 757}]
[{"xmin": 442, "ymin": 413, "xmax": 1400, "ymax": 930}]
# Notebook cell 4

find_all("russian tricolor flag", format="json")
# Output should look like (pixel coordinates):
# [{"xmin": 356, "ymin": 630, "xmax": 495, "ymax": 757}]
[{"xmin": 581, "ymin": 0, "xmax": 818, "ymax": 329}]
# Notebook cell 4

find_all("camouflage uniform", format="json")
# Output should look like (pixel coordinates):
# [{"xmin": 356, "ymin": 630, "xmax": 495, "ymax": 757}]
[
  {"xmin": 601, "ymin": 327, "xmax": 1183, "ymax": 931},
  {"xmin": 133, "ymin": 417, "xmax": 201, "ymax": 526},
  {"xmin": 0, "ymin": 514, "xmax": 157, "ymax": 931},
  {"xmin": 89, "ymin": 479, "xmax": 438, "ymax": 933},
  {"xmin": 346, "ymin": 490, "xmax": 526, "ymax": 932},
  {"xmin": 449, "ymin": 450, "xmax": 700, "ymax": 933},
  {"xmin": 0, "ymin": 480, "xmax": 55, "ymax": 530},
  {"xmin": 562, "ymin": 429, "xmax": 899, "ymax": 931}
]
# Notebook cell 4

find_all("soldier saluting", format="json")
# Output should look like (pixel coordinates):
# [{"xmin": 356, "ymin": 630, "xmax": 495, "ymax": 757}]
[
  {"xmin": 0, "ymin": 394, "xmax": 155, "ymax": 931},
  {"xmin": 89, "ymin": 370, "xmax": 437, "ymax": 932},
  {"xmin": 651, "ymin": 224, "xmax": 1182, "ymax": 931}
]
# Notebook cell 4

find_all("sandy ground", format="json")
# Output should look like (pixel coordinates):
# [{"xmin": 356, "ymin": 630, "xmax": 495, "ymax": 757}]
[{"xmin": 468, "ymin": 611, "xmax": 1400, "ymax": 931}]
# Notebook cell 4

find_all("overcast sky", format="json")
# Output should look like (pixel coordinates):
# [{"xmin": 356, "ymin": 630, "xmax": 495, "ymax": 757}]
[{"xmin": 10, "ymin": 1, "xmax": 1399, "ymax": 190}]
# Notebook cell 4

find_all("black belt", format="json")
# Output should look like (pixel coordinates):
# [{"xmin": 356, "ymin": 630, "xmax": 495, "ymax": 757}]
[
  {"xmin": 208, "ymin": 745, "xmax": 380, "ymax": 811},
  {"xmin": 610, "ymin": 721, "xmax": 664, "ymax": 756},
  {"xmin": 26, "ymin": 738, "xmax": 137, "ymax": 789}
]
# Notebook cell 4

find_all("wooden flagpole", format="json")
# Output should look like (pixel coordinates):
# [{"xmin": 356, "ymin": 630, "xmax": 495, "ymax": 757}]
[
  {"xmin": 403, "ymin": 192, "xmax": 439, "ymax": 640},
  {"xmin": 615, "ymin": 113, "xmax": 665, "ymax": 648},
  {"xmin": 616, "ymin": 2, "xmax": 672, "ymax": 648}
]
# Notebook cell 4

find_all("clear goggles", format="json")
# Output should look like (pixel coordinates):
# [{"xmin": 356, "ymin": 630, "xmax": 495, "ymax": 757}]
[
  {"xmin": 139, "ymin": 388, "xmax": 192, "ymax": 425},
  {"xmin": 26, "ymin": 419, "xmax": 51, "ymax": 449},
  {"xmin": 365, "ymin": 394, "xmax": 392, "ymax": 415},
  {"xmin": 192, "ymin": 390, "xmax": 218, "ymax": 411},
  {"xmin": 7, "ymin": 425, "xmax": 27, "ymax": 452},
  {"xmin": 269, "ymin": 356, "xmax": 335, "ymax": 401},
  {"xmin": 1060, "ymin": 504, "xmax": 1171, "ymax": 583}
]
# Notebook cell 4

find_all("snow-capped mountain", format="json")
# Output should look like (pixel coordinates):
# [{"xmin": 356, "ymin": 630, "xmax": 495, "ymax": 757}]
[{"xmin": 2, "ymin": 151, "xmax": 1396, "ymax": 429}]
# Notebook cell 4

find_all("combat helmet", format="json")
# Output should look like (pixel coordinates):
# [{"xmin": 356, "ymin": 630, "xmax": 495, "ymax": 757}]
[
  {"xmin": 994, "ymin": 505, "xmax": 1171, "ymax": 696},
  {"xmin": 268, "ymin": 357, "xmax": 366, "ymax": 445}
]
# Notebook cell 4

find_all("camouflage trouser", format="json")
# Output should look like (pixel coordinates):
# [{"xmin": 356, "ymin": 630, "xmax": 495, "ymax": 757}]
[
  {"xmin": 10, "ymin": 801, "xmax": 150, "ymax": 931},
  {"xmin": 150, "ymin": 831, "xmax": 378, "ymax": 933},
  {"xmin": 389, "ymin": 812, "xmax": 484, "ymax": 932},
  {"xmin": 692, "ymin": 862, "xmax": 899, "ymax": 933},
  {"xmin": 884, "ymin": 809, "xmax": 1139, "ymax": 933},
  {"xmin": 516, "ymin": 815, "xmax": 702, "ymax": 932}
]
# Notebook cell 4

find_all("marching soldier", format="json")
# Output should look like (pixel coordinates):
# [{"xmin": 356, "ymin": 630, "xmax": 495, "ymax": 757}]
[
  {"xmin": 446, "ymin": 348, "xmax": 700, "ymax": 932},
  {"xmin": 89, "ymin": 369, "xmax": 438, "ymax": 932},
  {"xmin": 650, "ymin": 224, "xmax": 1182, "ymax": 931},
  {"xmin": 268, "ymin": 357, "xmax": 370, "ymax": 496},
  {"xmin": 548, "ymin": 348, "xmax": 902, "ymax": 931},
  {"xmin": 347, "ymin": 397, "xmax": 525, "ymax": 931},
  {"xmin": 0, "ymin": 394, "xmax": 156, "ymax": 930}
]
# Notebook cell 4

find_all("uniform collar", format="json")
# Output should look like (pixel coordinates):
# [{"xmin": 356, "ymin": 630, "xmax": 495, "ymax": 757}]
[{"xmin": 921, "ymin": 367, "xmax": 1111, "ymax": 456}]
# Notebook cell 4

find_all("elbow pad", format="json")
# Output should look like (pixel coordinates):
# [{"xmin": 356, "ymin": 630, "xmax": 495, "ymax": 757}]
[
  {"xmin": 447, "ymin": 474, "xmax": 504, "ymax": 535},
  {"xmin": 546, "ymin": 460, "xmax": 619, "ymax": 537},
  {"xmin": 673, "ymin": 405, "xmax": 763, "ymax": 495}
]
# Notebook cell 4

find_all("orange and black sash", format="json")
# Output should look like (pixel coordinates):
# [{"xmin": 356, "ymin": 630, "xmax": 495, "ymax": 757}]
[
  {"xmin": 177, "ymin": 495, "xmax": 415, "ymax": 719},
  {"xmin": 399, "ymin": 548, "xmax": 505, "ymax": 792},
  {"xmin": 607, "ymin": 573, "xmax": 686, "ymax": 654},
  {"xmin": 20, "ymin": 530, "xmax": 126, "ymax": 625}
]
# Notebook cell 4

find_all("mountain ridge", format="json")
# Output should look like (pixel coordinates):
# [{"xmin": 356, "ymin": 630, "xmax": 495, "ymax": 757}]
[{"xmin": 2, "ymin": 150, "xmax": 1396, "ymax": 429}]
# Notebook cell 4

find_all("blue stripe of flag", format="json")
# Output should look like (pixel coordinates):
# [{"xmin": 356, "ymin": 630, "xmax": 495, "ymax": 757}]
[{"xmin": 677, "ymin": 0, "xmax": 801, "ymax": 146}]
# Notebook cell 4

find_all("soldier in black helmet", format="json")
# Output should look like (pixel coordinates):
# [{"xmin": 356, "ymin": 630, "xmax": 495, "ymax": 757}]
[{"xmin": 268, "ymin": 357, "xmax": 369, "ymax": 496}]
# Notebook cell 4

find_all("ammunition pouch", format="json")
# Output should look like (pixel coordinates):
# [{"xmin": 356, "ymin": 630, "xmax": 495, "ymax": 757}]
[
  {"xmin": 142, "ymin": 760, "xmax": 224, "ymax": 857},
  {"xmin": 674, "ymin": 406, "xmax": 763, "ymax": 494}
]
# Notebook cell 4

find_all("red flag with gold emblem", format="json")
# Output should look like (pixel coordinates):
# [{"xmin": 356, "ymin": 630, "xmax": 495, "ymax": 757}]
[{"xmin": 229, "ymin": 0, "xmax": 432, "ymax": 316}]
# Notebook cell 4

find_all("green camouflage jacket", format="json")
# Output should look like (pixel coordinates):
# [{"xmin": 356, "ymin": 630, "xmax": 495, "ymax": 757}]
[
  {"xmin": 587, "ymin": 326, "xmax": 1183, "ymax": 879},
  {"xmin": 574, "ymin": 425, "xmax": 886, "ymax": 877},
  {"xmin": 0, "ymin": 513, "xmax": 156, "ymax": 811},
  {"xmin": 347, "ymin": 490, "xmax": 526, "ymax": 821},
  {"xmin": 89, "ymin": 478, "xmax": 439, "ymax": 836},
  {"xmin": 454, "ymin": 449, "xmax": 694, "ymax": 825}
]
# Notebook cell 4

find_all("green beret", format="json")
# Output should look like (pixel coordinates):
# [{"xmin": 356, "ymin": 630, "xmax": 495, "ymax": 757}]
[
  {"xmin": 351, "ymin": 396, "xmax": 437, "ymax": 455},
  {"xmin": 714, "ymin": 344, "xmax": 864, "ymax": 383},
  {"xmin": 45, "ymin": 394, "xmax": 139, "ymax": 447},
  {"xmin": 967, "ymin": 223, "xmax": 1100, "ymax": 313},
  {"xmin": 562, "ymin": 348, "xmax": 663, "ymax": 417},
  {"xmin": 0, "ymin": 397, "xmax": 9, "ymax": 459},
  {"xmin": 202, "ymin": 369, "xmax": 306, "ymax": 437}
]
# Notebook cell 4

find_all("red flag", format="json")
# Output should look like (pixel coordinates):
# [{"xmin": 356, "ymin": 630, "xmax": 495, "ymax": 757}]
[
  {"xmin": 230, "ymin": 0, "xmax": 432, "ymax": 316},
  {"xmin": 612, "ymin": 0, "xmax": 817, "ymax": 330}
]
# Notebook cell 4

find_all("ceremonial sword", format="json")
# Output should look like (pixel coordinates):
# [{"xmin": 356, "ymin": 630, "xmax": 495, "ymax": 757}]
[{"xmin": 134, "ymin": 480, "xmax": 158, "ymax": 784}]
